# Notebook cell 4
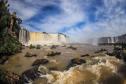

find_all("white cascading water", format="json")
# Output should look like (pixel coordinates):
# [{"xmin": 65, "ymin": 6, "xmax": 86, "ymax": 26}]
[
  {"xmin": 111, "ymin": 37, "xmax": 114, "ymax": 43},
  {"xmin": 38, "ymin": 55, "xmax": 125, "ymax": 84},
  {"xmin": 19, "ymin": 29, "xmax": 30, "ymax": 46}
]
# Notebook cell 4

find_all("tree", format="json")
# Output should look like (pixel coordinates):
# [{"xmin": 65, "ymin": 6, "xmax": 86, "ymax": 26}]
[{"xmin": 0, "ymin": 0, "xmax": 22, "ymax": 55}]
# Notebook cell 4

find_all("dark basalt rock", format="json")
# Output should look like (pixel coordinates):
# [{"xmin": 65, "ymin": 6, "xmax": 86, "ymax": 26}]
[
  {"xmin": 25, "ymin": 52, "xmax": 37, "ymax": 57},
  {"xmin": 67, "ymin": 46, "xmax": 77, "ymax": 50},
  {"xmin": 49, "ymin": 67, "xmax": 58, "ymax": 70},
  {"xmin": 95, "ymin": 48, "xmax": 107, "ymax": 53},
  {"xmin": 106, "ymin": 52, "xmax": 115, "ymax": 56},
  {"xmin": 50, "ymin": 45, "xmax": 58, "ymax": 49},
  {"xmin": 0, "ymin": 56, "xmax": 9, "ymax": 64},
  {"xmin": 117, "ymin": 64, "xmax": 126, "ymax": 78},
  {"xmin": 81, "ymin": 54, "xmax": 90, "ymax": 57},
  {"xmin": 47, "ymin": 51, "xmax": 61, "ymax": 57},
  {"xmin": 20, "ymin": 66, "xmax": 49, "ymax": 84},
  {"xmin": 106, "ymin": 47, "xmax": 126, "ymax": 62},
  {"xmin": 0, "ymin": 69, "xmax": 22, "ymax": 84},
  {"xmin": 32, "ymin": 59, "xmax": 49, "ymax": 66},
  {"xmin": 67, "ymin": 58, "xmax": 86, "ymax": 69},
  {"xmin": 71, "ymin": 58, "xmax": 86, "ymax": 65},
  {"xmin": 100, "ymin": 74, "xmax": 123, "ymax": 84},
  {"xmin": 20, "ymin": 67, "xmax": 41, "ymax": 83},
  {"xmin": 36, "ymin": 45, "xmax": 41, "ymax": 49}
]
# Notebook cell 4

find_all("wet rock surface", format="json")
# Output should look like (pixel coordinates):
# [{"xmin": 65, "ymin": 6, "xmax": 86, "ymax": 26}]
[
  {"xmin": 21, "ymin": 67, "xmax": 40, "ymax": 83},
  {"xmin": 67, "ymin": 58, "xmax": 86, "ymax": 69},
  {"xmin": 94, "ymin": 48, "xmax": 107, "ymax": 53},
  {"xmin": 100, "ymin": 74, "xmax": 123, "ymax": 84},
  {"xmin": 67, "ymin": 46, "xmax": 77, "ymax": 50},
  {"xmin": 117, "ymin": 64, "xmax": 126, "ymax": 78},
  {"xmin": 50, "ymin": 45, "xmax": 58, "ymax": 49},
  {"xmin": 20, "ymin": 66, "xmax": 49, "ymax": 84},
  {"xmin": 0, "ymin": 69, "xmax": 22, "ymax": 84},
  {"xmin": 25, "ymin": 52, "xmax": 37, "ymax": 57},
  {"xmin": 47, "ymin": 51, "xmax": 61, "ymax": 57},
  {"xmin": 32, "ymin": 59, "xmax": 49, "ymax": 66},
  {"xmin": 0, "ymin": 56, "xmax": 9, "ymax": 64},
  {"xmin": 81, "ymin": 54, "xmax": 90, "ymax": 57}
]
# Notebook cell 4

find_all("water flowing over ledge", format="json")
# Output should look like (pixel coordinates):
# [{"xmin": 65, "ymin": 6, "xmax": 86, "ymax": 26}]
[
  {"xmin": 37, "ymin": 55, "xmax": 126, "ymax": 84},
  {"xmin": 19, "ymin": 28, "xmax": 69, "ymax": 46}
]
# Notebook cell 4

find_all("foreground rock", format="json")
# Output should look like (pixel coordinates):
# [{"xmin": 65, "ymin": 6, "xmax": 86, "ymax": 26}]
[
  {"xmin": 67, "ymin": 46, "xmax": 77, "ymax": 50},
  {"xmin": 47, "ymin": 51, "xmax": 61, "ymax": 57},
  {"xmin": 0, "ymin": 69, "xmax": 22, "ymax": 84},
  {"xmin": 81, "ymin": 54, "xmax": 90, "ymax": 57},
  {"xmin": 25, "ymin": 52, "xmax": 37, "ymax": 57},
  {"xmin": 32, "ymin": 59, "xmax": 49, "ymax": 66},
  {"xmin": 67, "ymin": 58, "xmax": 86, "ymax": 69},
  {"xmin": 20, "ymin": 66, "xmax": 49, "ymax": 84}
]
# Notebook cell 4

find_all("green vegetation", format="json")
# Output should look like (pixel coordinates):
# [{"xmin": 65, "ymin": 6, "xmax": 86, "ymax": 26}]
[
  {"xmin": 29, "ymin": 44, "xmax": 36, "ymax": 49},
  {"xmin": 36, "ymin": 45, "xmax": 41, "ymax": 49},
  {"xmin": 0, "ymin": 0, "xmax": 22, "ymax": 55},
  {"xmin": 29, "ymin": 44, "xmax": 41, "ymax": 49},
  {"xmin": 0, "ymin": 68, "xmax": 7, "ymax": 83}
]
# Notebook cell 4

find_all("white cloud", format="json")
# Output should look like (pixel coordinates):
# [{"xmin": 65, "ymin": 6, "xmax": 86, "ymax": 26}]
[
  {"xmin": 64, "ymin": 0, "xmax": 126, "ymax": 43},
  {"xmin": 8, "ymin": 0, "xmax": 39, "ymax": 20},
  {"xmin": 36, "ymin": 0, "xmax": 86, "ymax": 33},
  {"xmin": 8, "ymin": 0, "xmax": 59, "ymax": 20},
  {"xmin": 8, "ymin": 0, "xmax": 126, "ymax": 43}
]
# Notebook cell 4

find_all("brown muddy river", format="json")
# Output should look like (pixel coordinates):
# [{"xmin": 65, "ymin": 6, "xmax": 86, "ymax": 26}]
[{"xmin": 0, "ymin": 44, "xmax": 126, "ymax": 84}]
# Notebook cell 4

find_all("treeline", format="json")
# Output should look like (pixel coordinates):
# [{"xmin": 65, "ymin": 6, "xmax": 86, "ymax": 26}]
[{"xmin": 0, "ymin": 0, "xmax": 22, "ymax": 55}]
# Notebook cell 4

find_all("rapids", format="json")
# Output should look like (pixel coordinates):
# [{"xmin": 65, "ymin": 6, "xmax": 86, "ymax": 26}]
[{"xmin": 39, "ymin": 55, "xmax": 126, "ymax": 84}]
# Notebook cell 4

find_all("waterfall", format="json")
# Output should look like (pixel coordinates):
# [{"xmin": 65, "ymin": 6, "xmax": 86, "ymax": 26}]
[
  {"xmin": 19, "ymin": 30, "xmax": 68, "ymax": 46},
  {"xmin": 116, "ymin": 37, "xmax": 119, "ymax": 43},
  {"xmin": 58, "ymin": 33, "xmax": 61, "ymax": 42},
  {"xmin": 19, "ymin": 29, "xmax": 30, "ymax": 45},
  {"xmin": 107, "ymin": 38, "xmax": 110, "ymax": 43},
  {"xmin": 111, "ymin": 37, "xmax": 114, "ymax": 43}
]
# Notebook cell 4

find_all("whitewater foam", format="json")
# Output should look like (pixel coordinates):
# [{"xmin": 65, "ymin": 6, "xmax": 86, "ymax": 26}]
[{"xmin": 40, "ymin": 55, "xmax": 124, "ymax": 84}]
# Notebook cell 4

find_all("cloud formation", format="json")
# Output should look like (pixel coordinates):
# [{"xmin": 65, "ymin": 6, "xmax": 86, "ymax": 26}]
[{"xmin": 8, "ymin": 0, "xmax": 126, "ymax": 43}]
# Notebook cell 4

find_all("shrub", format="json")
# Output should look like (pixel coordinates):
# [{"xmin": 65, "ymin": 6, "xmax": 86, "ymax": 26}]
[
  {"xmin": 0, "ymin": 34, "xmax": 22, "ymax": 55},
  {"xmin": 29, "ymin": 44, "xmax": 35, "ymax": 49},
  {"xmin": 36, "ymin": 45, "xmax": 41, "ymax": 49}
]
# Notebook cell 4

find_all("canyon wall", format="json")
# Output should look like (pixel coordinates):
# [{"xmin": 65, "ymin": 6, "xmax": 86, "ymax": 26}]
[
  {"xmin": 98, "ymin": 34, "xmax": 126, "ymax": 45},
  {"xmin": 19, "ymin": 29, "xmax": 69, "ymax": 46}
]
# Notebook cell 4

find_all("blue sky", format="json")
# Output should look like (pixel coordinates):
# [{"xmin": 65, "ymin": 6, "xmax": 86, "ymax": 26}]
[{"xmin": 8, "ymin": 0, "xmax": 126, "ymax": 43}]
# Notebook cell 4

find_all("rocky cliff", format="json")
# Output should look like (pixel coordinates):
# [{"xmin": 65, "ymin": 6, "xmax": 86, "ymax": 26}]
[{"xmin": 98, "ymin": 34, "xmax": 126, "ymax": 45}]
